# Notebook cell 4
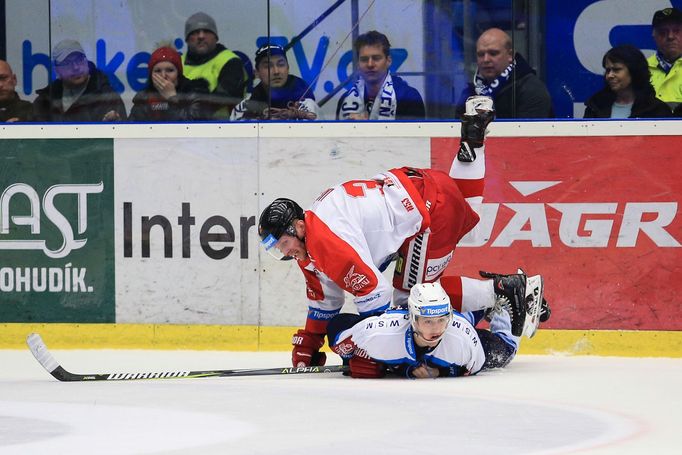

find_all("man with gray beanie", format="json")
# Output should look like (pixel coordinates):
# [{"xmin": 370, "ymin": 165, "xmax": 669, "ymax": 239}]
[
  {"xmin": 33, "ymin": 39, "xmax": 126, "ymax": 122},
  {"xmin": 181, "ymin": 11, "xmax": 248, "ymax": 118}
]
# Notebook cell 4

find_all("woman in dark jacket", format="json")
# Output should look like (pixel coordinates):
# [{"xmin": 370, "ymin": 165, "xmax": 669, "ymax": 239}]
[
  {"xmin": 584, "ymin": 45, "xmax": 672, "ymax": 119},
  {"xmin": 129, "ymin": 46, "xmax": 210, "ymax": 121}
]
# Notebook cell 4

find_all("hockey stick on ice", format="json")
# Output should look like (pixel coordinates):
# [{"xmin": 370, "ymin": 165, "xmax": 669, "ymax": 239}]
[{"xmin": 26, "ymin": 333, "xmax": 348, "ymax": 382}]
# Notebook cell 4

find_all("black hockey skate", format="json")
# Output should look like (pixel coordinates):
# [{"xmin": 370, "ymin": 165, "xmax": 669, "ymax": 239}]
[
  {"xmin": 458, "ymin": 96, "xmax": 495, "ymax": 162},
  {"xmin": 480, "ymin": 270, "xmax": 528, "ymax": 337},
  {"xmin": 539, "ymin": 298, "xmax": 551, "ymax": 322}
]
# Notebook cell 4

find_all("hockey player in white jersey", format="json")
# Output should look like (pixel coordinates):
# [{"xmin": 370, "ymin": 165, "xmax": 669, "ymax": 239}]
[
  {"xmin": 258, "ymin": 96, "xmax": 551, "ymax": 368},
  {"xmin": 327, "ymin": 282, "xmax": 524, "ymax": 378}
]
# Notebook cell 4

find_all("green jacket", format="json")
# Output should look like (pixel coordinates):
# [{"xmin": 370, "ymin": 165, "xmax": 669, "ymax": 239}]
[
  {"xmin": 648, "ymin": 53, "xmax": 682, "ymax": 103},
  {"xmin": 182, "ymin": 46, "xmax": 247, "ymax": 117},
  {"xmin": 182, "ymin": 48, "xmax": 242, "ymax": 93}
]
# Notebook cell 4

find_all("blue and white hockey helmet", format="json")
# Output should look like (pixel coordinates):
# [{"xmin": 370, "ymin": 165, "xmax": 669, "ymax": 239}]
[{"xmin": 408, "ymin": 283, "xmax": 453, "ymax": 338}]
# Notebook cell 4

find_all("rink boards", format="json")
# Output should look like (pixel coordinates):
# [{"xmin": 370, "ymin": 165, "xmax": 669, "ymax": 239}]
[{"xmin": 1, "ymin": 121, "xmax": 680, "ymax": 355}]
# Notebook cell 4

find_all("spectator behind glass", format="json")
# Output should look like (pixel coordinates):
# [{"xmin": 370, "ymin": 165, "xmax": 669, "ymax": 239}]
[
  {"xmin": 455, "ymin": 28, "xmax": 553, "ymax": 119},
  {"xmin": 181, "ymin": 11, "xmax": 247, "ymax": 118},
  {"xmin": 231, "ymin": 44, "xmax": 317, "ymax": 121},
  {"xmin": 0, "ymin": 59, "xmax": 33, "ymax": 122},
  {"xmin": 584, "ymin": 44, "xmax": 672, "ymax": 119},
  {"xmin": 647, "ymin": 7, "xmax": 682, "ymax": 115},
  {"xmin": 33, "ymin": 39, "xmax": 126, "ymax": 122},
  {"xmin": 129, "ymin": 46, "xmax": 210, "ymax": 122},
  {"xmin": 336, "ymin": 30, "xmax": 425, "ymax": 120}
]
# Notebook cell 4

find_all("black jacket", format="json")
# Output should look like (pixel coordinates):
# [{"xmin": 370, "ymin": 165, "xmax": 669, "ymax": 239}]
[
  {"xmin": 0, "ymin": 92, "xmax": 34, "ymax": 122},
  {"xmin": 128, "ymin": 76, "xmax": 211, "ymax": 122},
  {"xmin": 33, "ymin": 61, "xmax": 127, "ymax": 122},
  {"xmin": 456, "ymin": 53, "xmax": 554, "ymax": 119},
  {"xmin": 250, "ymin": 74, "xmax": 313, "ymax": 107},
  {"xmin": 336, "ymin": 74, "xmax": 425, "ymax": 120},
  {"xmin": 584, "ymin": 87, "xmax": 673, "ymax": 118}
]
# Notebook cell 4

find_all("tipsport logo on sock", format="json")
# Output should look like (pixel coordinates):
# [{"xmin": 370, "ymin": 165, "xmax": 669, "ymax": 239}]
[{"xmin": 0, "ymin": 139, "xmax": 115, "ymax": 322}]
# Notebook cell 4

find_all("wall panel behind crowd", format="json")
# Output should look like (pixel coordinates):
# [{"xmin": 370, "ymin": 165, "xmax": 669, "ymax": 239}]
[{"xmin": 0, "ymin": 121, "xmax": 680, "ymax": 333}]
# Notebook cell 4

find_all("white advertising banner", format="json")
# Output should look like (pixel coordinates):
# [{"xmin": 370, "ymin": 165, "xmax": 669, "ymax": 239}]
[
  {"xmin": 113, "ymin": 134, "xmax": 429, "ymax": 325},
  {"xmin": 114, "ymin": 137, "xmax": 260, "ymax": 324}
]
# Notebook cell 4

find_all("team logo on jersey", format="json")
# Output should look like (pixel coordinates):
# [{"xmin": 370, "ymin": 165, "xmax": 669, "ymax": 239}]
[
  {"xmin": 401, "ymin": 198, "xmax": 414, "ymax": 212},
  {"xmin": 343, "ymin": 265, "xmax": 370, "ymax": 291},
  {"xmin": 306, "ymin": 286, "xmax": 321, "ymax": 300},
  {"xmin": 332, "ymin": 338, "xmax": 357, "ymax": 358}
]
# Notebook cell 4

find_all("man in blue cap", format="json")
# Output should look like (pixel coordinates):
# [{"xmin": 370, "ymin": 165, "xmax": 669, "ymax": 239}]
[{"xmin": 230, "ymin": 44, "xmax": 318, "ymax": 120}]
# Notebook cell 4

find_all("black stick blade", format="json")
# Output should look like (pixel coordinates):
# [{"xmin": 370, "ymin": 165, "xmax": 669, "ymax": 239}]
[{"xmin": 26, "ymin": 333, "xmax": 348, "ymax": 382}]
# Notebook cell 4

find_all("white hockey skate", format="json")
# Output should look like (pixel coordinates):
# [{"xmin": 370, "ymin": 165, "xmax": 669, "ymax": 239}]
[
  {"xmin": 464, "ymin": 95, "xmax": 495, "ymax": 117},
  {"xmin": 521, "ymin": 272, "xmax": 545, "ymax": 339}
]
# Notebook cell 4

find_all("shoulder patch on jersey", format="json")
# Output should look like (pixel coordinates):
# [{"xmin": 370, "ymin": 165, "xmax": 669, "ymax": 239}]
[
  {"xmin": 344, "ymin": 265, "xmax": 370, "ymax": 291},
  {"xmin": 332, "ymin": 338, "xmax": 357, "ymax": 358}
]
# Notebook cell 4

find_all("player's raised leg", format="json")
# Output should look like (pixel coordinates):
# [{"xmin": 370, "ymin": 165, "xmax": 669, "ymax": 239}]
[{"xmin": 450, "ymin": 95, "xmax": 494, "ymax": 204}]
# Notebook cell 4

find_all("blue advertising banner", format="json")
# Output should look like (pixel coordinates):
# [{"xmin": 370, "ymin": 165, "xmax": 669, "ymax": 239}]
[{"xmin": 546, "ymin": 0, "xmax": 681, "ymax": 118}]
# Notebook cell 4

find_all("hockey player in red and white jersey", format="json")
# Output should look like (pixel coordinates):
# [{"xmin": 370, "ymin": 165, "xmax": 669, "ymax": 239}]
[
  {"xmin": 258, "ymin": 96, "xmax": 551, "ymax": 368},
  {"xmin": 327, "ymin": 282, "xmax": 524, "ymax": 378}
]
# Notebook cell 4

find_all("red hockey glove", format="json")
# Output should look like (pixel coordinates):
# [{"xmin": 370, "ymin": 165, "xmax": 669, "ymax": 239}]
[
  {"xmin": 291, "ymin": 329, "xmax": 326, "ymax": 367},
  {"xmin": 349, "ymin": 353, "xmax": 386, "ymax": 379}
]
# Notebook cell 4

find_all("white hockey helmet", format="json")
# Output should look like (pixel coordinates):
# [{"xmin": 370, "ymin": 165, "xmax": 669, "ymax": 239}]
[{"xmin": 408, "ymin": 283, "xmax": 453, "ymax": 341}]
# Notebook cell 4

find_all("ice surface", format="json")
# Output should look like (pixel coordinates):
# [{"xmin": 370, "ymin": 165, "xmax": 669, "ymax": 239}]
[{"xmin": 1, "ymin": 349, "xmax": 680, "ymax": 454}]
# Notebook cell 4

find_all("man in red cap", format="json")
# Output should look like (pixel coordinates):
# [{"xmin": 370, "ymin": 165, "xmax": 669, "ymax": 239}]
[{"xmin": 128, "ymin": 46, "xmax": 211, "ymax": 121}]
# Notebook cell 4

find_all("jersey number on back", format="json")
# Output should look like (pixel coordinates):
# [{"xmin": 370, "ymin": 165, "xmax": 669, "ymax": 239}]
[{"xmin": 342, "ymin": 180, "xmax": 382, "ymax": 198}]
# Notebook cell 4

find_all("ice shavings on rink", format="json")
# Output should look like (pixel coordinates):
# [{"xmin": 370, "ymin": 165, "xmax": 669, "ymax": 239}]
[
  {"xmin": 0, "ymin": 350, "xmax": 680, "ymax": 454},
  {"xmin": 0, "ymin": 401, "xmax": 256, "ymax": 454}
]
